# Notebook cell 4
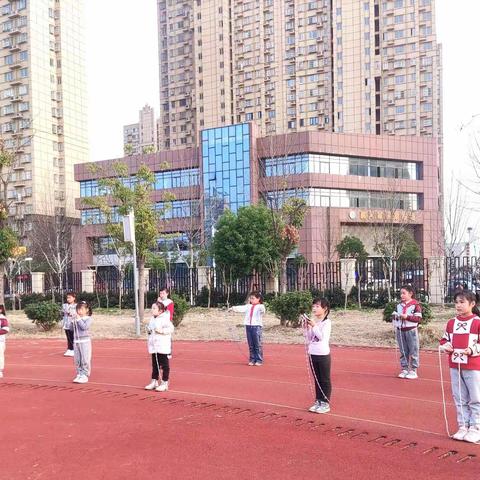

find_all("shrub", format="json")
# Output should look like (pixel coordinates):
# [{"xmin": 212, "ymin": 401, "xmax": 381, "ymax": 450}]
[
  {"xmin": 383, "ymin": 300, "xmax": 432, "ymax": 324},
  {"xmin": 171, "ymin": 293, "xmax": 189, "ymax": 327},
  {"xmin": 269, "ymin": 290, "xmax": 313, "ymax": 327},
  {"xmin": 322, "ymin": 287, "xmax": 346, "ymax": 309},
  {"xmin": 25, "ymin": 301, "xmax": 61, "ymax": 332}
]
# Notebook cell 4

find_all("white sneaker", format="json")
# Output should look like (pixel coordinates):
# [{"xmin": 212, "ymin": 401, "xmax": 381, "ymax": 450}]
[
  {"xmin": 73, "ymin": 375, "xmax": 81, "ymax": 383},
  {"xmin": 398, "ymin": 370, "xmax": 408, "ymax": 378},
  {"xmin": 464, "ymin": 425, "xmax": 480, "ymax": 444},
  {"xmin": 66, "ymin": 350, "xmax": 74, "ymax": 357},
  {"xmin": 308, "ymin": 401, "xmax": 320, "ymax": 413},
  {"xmin": 155, "ymin": 380, "xmax": 169, "ymax": 392},
  {"xmin": 405, "ymin": 370, "xmax": 418, "ymax": 379},
  {"xmin": 144, "ymin": 380, "xmax": 158, "ymax": 390},
  {"xmin": 0, "ymin": 371, "xmax": 3, "ymax": 378},
  {"xmin": 452, "ymin": 426, "xmax": 469, "ymax": 441},
  {"xmin": 254, "ymin": 362, "xmax": 263, "ymax": 366},
  {"xmin": 248, "ymin": 362, "xmax": 255, "ymax": 366},
  {"xmin": 315, "ymin": 402, "xmax": 331, "ymax": 414},
  {"xmin": 76, "ymin": 375, "xmax": 88, "ymax": 384}
]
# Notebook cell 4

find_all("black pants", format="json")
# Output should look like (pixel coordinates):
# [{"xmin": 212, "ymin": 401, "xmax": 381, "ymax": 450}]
[
  {"xmin": 65, "ymin": 329, "xmax": 74, "ymax": 350},
  {"xmin": 151, "ymin": 353, "xmax": 170, "ymax": 381},
  {"xmin": 310, "ymin": 354, "xmax": 331, "ymax": 403}
]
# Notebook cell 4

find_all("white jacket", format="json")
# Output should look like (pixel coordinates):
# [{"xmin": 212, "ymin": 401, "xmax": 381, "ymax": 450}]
[
  {"xmin": 147, "ymin": 312, "xmax": 174, "ymax": 354},
  {"xmin": 231, "ymin": 304, "xmax": 266, "ymax": 327},
  {"xmin": 306, "ymin": 318, "xmax": 331, "ymax": 356}
]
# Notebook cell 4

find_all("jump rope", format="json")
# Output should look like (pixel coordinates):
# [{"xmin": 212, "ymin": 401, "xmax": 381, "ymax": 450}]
[
  {"xmin": 301, "ymin": 314, "xmax": 331, "ymax": 405},
  {"xmin": 393, "ymin": 309, "xmax": 467, "ymax": 439}
]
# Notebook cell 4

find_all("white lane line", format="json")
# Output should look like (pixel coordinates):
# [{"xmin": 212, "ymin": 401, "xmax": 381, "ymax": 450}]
[{"xmin": 4, "ymin": 376, "xmax": 445, "ymax": 438}]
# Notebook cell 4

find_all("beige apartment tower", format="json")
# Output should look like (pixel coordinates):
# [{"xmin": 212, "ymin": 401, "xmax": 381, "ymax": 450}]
[
  {"xmin": 0, "ymin": 0, "xmax": 88, "ymax": 241},
  {"xmin": 157, "ymin": 0, "xmax": 441, "ymax": 149},
  {"xmin": 123, "ymin": 104, "xmax": 158, "ymax": 155}
]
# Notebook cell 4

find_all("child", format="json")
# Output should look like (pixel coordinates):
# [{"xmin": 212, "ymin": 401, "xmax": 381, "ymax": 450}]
[
  {"xmin": 62, "ymin": 292, "xmax": 77, "ymax": 357},
  {"xmin": 158, "ymin": 287, "xmax": 174, "ymax": 359},
  {"xmin": 71, "ymin": 300, "xmax": 92, "ymax": 384},
  {"xmin": 392, "ymin": 285, "xmax": 422, "ymax": 379},
  {"xmin": 230, "ymin": 292, "xmax": 266, "ymax": 366},
  {"xmin": 305, "ymin": 298, "xmax": 332, "ymax": 414},
  {"xmin": 144, "ymin": 301, "xmax": 174, "ymax": 392},
  {"xmin": 440, "ymin": 290, "xmax": 480, "ymax": 443},
  {"xmin": 0, "ymin": 304, "xmax": 9, "ymax": 378},
  {"xmin": 158, "ymin": 287, "xmax": 174, "ymax": 323}
]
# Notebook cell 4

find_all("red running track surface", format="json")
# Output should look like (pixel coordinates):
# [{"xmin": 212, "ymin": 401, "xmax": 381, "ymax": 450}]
[{"xmin": 1, "ymin": 339, "xmax": 477, "ymax": 479}]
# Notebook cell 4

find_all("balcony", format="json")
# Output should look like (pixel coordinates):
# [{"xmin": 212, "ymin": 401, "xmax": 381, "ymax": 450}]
[
  {"xmin": 8, "ymin": 10, "xmax": 20, "ymax": 18},
  {"xmin": 9, "ymin": 43, "xmax": 20, "ymax": 51},
  {"xmin": 12, "ymin": 111, "xmax": 23, "ymax": 119}
]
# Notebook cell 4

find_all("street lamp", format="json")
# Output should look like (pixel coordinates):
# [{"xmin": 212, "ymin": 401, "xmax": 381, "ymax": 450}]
[
  {"xmin": 123, "ymin": 211, "xmax": 140, "ymax": 335},
  {"xmin": 25, "ymin": 257, "xmax": 32, "ymax": 273}
]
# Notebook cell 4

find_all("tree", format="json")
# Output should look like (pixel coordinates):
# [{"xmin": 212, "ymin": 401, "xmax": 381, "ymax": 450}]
[
  {"xmin": 124, "ymin": 143, "xmax": 134, "ymax": 156},
  {"xmin": 211, "ymin": 205, "xmax": 280, "ymax": 304},
  {"xmin": 336, "ymin": 236, "xmax": 368, "ymax": 308},
  {"xmin": 0, "ymin": 227, "xmax": 18, "ymax": 304},
  {"xmin": 444, "ymin": 177, "xmax": 476, "ymax": 257},
  {"xmin": 270, "ymin": 197, "xmax": 307, "ymax": 294},
  {"xmin": 85, "ymin": 162, "xmax": 172, "ymax": 322},
  {"xmin": 30, "ymin": 204, "xmax": 77, "ymax": 298},
  {"xmin": 0, "ymin": 137, "xmax": 22, "ymax": 304},
  {"xmin": 142, "ymin": 145, "xmax": 156, "ymax": 154}
]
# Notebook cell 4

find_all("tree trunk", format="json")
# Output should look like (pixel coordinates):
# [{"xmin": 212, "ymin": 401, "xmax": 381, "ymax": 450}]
[
  {"xmin": 280, "ymin": 257, "xmax": 288, "ymax": 294},
  {"xmin": 138, "ymin": 257, "xmax": 145, "ymax": 321},
  {"xmin": 357, "ymin": 271, "xmax": 362, "ymax": 309},
  {"xmin": 0, "ymin": 262, "xmax": 4, "ymax": 305}
]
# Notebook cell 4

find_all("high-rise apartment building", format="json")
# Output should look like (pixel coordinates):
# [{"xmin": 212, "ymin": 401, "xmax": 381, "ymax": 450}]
[
  {"xmin": 0, "ymin": 0, "xmax": 88, "ymax": 239},
  {"xmin": 123, "ymin": 104, "xmax": 158, "ymax": 154},
  {"xmin": 157, "ymin": 0, "xmax": 441, "ymax": 149}
]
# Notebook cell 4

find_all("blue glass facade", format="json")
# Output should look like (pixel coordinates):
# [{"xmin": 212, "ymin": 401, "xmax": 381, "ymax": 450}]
[{"xmin": 201, "ymin": 124, "xmax": 251, "ymax": 237}]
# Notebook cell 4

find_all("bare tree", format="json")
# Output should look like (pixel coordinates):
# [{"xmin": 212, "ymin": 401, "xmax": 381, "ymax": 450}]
[
  {"xmin": 444, "ymin": 177, "xmax": 477, "ymax": 257},
  {"xmin": 30, "ymin": 203, "xmax": 76, "ymax": 298},
  {"xmin": 0, "ymin": 133, "xmax": 32, "ymax": 304},
  {"xmin": 369, "ymin": 189, "xmax": 421, "ymax": 302}
]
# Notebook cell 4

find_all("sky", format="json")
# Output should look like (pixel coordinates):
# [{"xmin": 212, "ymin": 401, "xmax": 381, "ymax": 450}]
[{"xmin": 85, "ymin": 1, "xmax": 480, "ymax": 195}]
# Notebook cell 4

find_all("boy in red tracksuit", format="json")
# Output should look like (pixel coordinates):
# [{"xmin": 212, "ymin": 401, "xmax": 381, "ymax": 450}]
[{"xmin": 0, "ymin": 304, "xmax": 10, "ymax": 378}]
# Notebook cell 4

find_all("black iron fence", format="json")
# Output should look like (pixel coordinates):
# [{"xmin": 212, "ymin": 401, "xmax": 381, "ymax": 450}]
[{"xmin": 3, "ymin": 256, "xmax": 480, "ymax": 305}]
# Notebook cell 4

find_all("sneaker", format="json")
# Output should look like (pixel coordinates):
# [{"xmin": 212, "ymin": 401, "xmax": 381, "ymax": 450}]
[
  {"xmin": 315, "ymin": 402, "xmax": 331, "ymax": 414},
  {"xmin": 452, "ymin": 426, "xmax": 469, "ymax": 441},
  {"xmin": 308, "ymin": 401, "xmax": 320, "ymax": 413},
  {"xmin": 248, "ymin": 362, "xmax": 255, "ymax": 366},
  {"xmin": 0, "ymin": 371, "xmax": 3, "ymax": 378},
  {"xmin": 254, "ymin": 362, "xmax": 263, "ymax": 366},
  {"xmin": 144, "ymin": 380, "xmax": 158, "ymax": 390},
  {"xmin": 464, "ymin": 425, "xmax": 480, "ymax": 444},
  {"xmin": 398, "ymin": 370, "xmax": 408, "ymax": 378},
  {"xmin": 73, "ymin": 375, "xmax": 81, "ymax": 383},
  {"xmin": 76, "ymin": 375, "xmax": 88, "ymax": 384},
  {"xmin": 405, "ymin": 370, "xmax": 418, "ymax": 380},
  {"xmin": 145, "ymin": 379, "xmax": 158, "ymax": 390},
  {"xmin": 155, "ymin": 381, "xmax": 169, "ymax": 392},
  {"xmin": 64, "ymin": 350, "xmax": 74, "ymax": 357}
]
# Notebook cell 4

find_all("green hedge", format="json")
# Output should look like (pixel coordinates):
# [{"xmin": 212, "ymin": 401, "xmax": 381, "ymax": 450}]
[
  {"xmin": 269, "ymin": 290, "xmax": 313, "ymax": 327},
  {"xmin": 24, "ymin": 301, "xmax": 61, "ymax": 331}
]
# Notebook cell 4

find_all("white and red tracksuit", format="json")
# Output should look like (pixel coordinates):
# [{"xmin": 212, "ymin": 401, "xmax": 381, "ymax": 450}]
[
  {"xmin": 0, "ymin": 314, "xmax": 9, "ymax": 374},
  {"xmin": 440, "ymin": 315, "xmax": 480, "ymax": 428}
]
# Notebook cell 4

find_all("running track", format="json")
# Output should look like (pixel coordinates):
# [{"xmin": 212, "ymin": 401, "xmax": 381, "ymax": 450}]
[{"xmin": 1, "ymin": 339, "xmax": 477, "ymax": 479}]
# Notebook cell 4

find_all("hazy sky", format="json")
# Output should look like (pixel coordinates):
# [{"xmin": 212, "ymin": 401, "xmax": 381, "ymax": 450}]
[{"xmin": 85, "ymin": 0, "xmax": 480, "ymax": 187}]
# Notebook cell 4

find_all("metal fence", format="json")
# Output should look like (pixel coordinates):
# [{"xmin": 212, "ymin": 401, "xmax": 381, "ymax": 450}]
[
  {"xmin": 3, "ymin": 256, "xmax": 480, "ymax": 305},
  {"xmin": 444, "ymin": 256, "xmax": 480, "ymax": 302}
]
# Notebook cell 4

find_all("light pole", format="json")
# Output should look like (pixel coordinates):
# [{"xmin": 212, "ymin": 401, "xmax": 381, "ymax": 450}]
[{"xmin": 123, "ymin": 211, "xmax": 140, "ymax": 335}]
